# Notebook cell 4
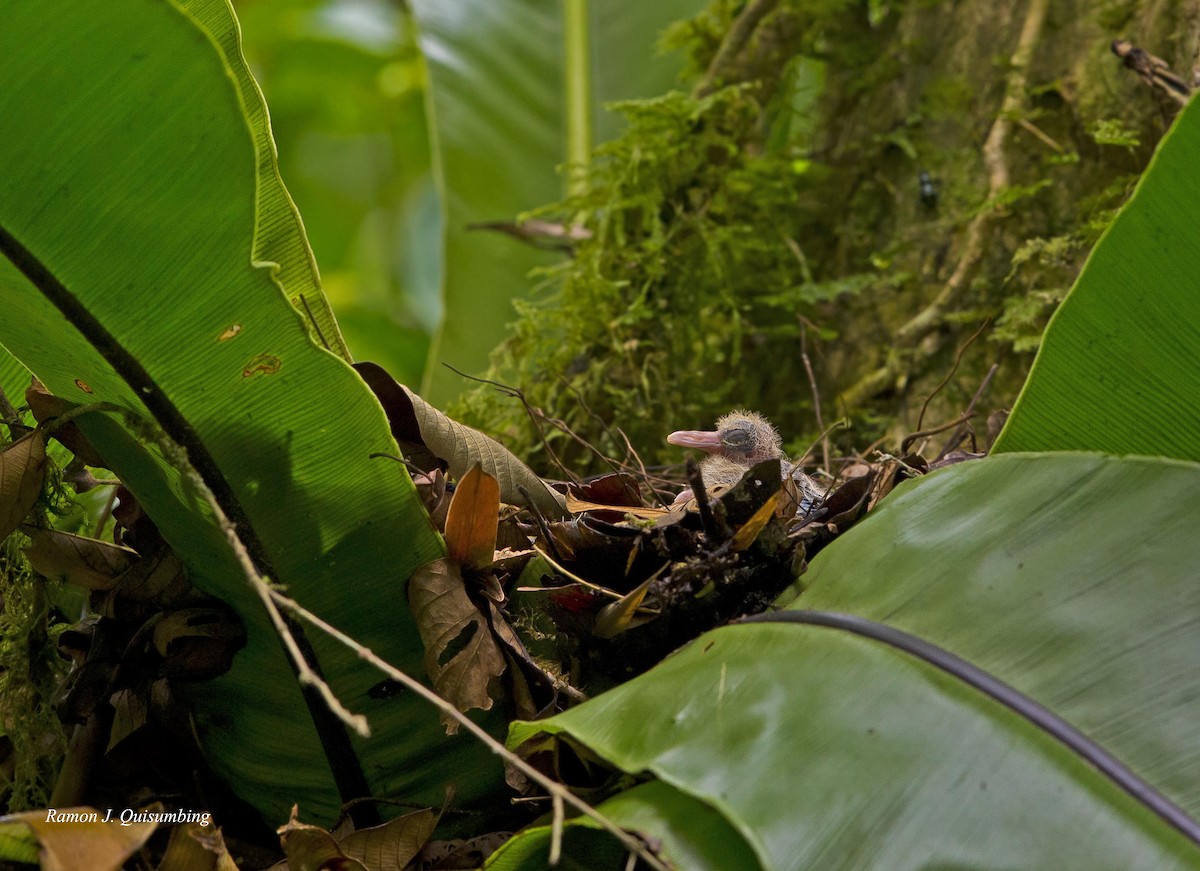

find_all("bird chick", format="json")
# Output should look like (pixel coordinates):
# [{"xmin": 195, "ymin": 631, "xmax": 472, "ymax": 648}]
[
  {"xmin": 667, "ymin": 410, "xmax": 823, "ymax": 515},
  {"xmin": 667, "ymin": 410, "xmax": 784, "ymax": 484}
]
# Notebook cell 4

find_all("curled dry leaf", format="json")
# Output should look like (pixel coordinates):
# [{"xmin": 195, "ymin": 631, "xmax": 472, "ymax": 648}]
[
  {"xmin": 408, "ymin": 559, "xmax": 506, "ymax": 734},
  {"xmin": 22, "ymin": 527, "xmax": 137, "ymax": 590},
  {"xmin": 593, "ymin": 577, "xmax": 655, "ymax": 639},
  {"xmin": 0, "ymin": 429, "xmax": 46, "ymax": 541},
  {"xmin": 353, "ymin": 362, "xmax": 568, "ymax": 520},
  {"xmin": 107, "ymin": 687, "xmax": 149, "ymax": 752}
]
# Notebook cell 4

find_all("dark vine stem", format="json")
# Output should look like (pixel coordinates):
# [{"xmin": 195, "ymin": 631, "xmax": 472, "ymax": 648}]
[
  {"xmin": 0, "ymin": 222, "xmax": 378, "ymax": 826},
  {"xmin": 739, "ymin": 609, "xmax": 1200, "ymax": 847}
]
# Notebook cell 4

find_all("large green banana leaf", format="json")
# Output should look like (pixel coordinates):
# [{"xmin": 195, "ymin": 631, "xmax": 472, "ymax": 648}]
[
  {"xmin": 411, "ymin": 0, "xmax": 706, "ymax": 404},
  {"xmin": 0, "ymin": 0, "xmax": 500, "ymax": 828}
]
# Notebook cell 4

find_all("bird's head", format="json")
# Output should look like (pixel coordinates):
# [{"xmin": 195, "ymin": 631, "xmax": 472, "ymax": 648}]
[{"xmin": 667, "ymin": 410, "xmax": 784, "ymax": 465}]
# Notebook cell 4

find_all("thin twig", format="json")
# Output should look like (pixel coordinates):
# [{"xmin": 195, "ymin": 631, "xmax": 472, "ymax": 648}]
[
  {"xmin": 796, "ymin": 418, "xmax": 848, "ymax": 482},
  {"xmin": 915, "ymin": 317, "xmax": 991, "ymax": 432},
  {"xmin": 519, "ymin": 484, "xmax": 567, "ymax": 565},
  {"xmin": 272, "ymin": 591, "xmax": 668, "ymax": 870},
  {"xmin": 900, "ymin": 362, "xmax": 998, "ymax": 456},
  {"xmin": 796, "ymin": 317, "xmax": 829, "ymax": 474},
  {"xmin": 937, "ymin": 363, "xmax": 1000, "ymax": 458},
  {"xmin": 188, "ymin": 464, "xmax": 370, "ymax": 737},
  {"xmin": 532, "ymin": 546, "xmax": 623, "ymax": 601},
  {"xmin": 900, "ymin": 411, "xmax": 978, "ymax": 455},
  {"xmin": 1015, "ymin": 117, "xmax": 1065, "ymax": 152},
  {"xmin": 443, "ymin": 364, "xmax": 579, "ymax": 485},
  {"xmin": 92, "ymin": 484, "xmax": 120, "ymax": 540}
]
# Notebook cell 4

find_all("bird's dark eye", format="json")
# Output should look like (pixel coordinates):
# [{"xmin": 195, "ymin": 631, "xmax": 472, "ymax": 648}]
[{"xmin": 722, "ymin": 427, "xmax": 752, "ymax": 453}]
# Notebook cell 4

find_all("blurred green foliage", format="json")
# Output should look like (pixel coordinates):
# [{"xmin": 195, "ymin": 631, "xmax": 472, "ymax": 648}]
[{"xmin": 234, "ymin": 0, "xmax": 439, "ymax": 385}]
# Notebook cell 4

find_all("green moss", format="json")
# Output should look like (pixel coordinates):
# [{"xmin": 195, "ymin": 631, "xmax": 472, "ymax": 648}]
[{"xmin": 0, "ymin": 536, "xmax": 66, "ymax": 812}]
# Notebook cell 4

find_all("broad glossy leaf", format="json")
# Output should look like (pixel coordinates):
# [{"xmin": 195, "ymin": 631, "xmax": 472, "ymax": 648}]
[
  {"xmin": 994, "ymin": 95, "xmax": 1200, "ymax": 459},
  {"xmin": 0, "ymin": 0, "xmax": 501, "ymax": 827},
  {"xmin": 411, "ymin": 0, "xmax": 707, "ymax": 404},
  {"xmin": 509, "ymin": 453, "xmax": 1200, "ymax": 869}
]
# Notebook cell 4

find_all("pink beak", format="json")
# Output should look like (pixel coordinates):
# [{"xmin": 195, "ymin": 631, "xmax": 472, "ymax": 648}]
[{"xmin": 666, "ymin": 430, "xmax": 723, "ymax": 453}]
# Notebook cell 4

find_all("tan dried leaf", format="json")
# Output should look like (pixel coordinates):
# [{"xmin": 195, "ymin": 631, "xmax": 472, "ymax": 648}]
[
  {"xmin": 408, "ymin": 559, "xmax": 506, "ymax": 734},
  {"xmin": 0, "ymin": 430, "xmax": 46, "ymax": 541},
  {"xmin": 23, "ymin": 528, "xmax": 137, "ymax": 590},
  {"xmin": 277, "ymin": 806, "xmax": 368, "ymax": 871},
  {"xmin": 339, "ymin": 809, "xmax": 437, "ymax": 869},
  {"xmin": 156, "ymin": 821, "xmax": 239, "ymax": 871}
]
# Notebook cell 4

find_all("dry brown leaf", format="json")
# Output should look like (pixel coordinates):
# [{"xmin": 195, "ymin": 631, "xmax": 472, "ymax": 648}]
[
  {"xmin": 6, "ymin": 805, "xmax": 159, "ymax": 871},
  {"xmin": 339, "ymin": 809, "xmax": 437, "ymax": 870},
  {"xmin": 444, "ymin": 464, "xmax": 500, "ymax": 570},
  {"xmin": 353, "ymin": 362, "xmax": 568, "ymax": 520},
  {"xmin": 100, "ymin": 548, "xmax": 195, "ymax": 608},
  {"xmin": 408, "ymin": 559, "xmax": 506, "ymax": 734},
  {"xmin": 0, "ymin": 430, "xmax": 46, "ymax": 541},
  {"xmin": 153, "ymin": 607, "xmax": 247, "ymax": 680},
  {"xmin": 23, "ymin": 527, "xmax": 137, "ymax": 590},
  {"xmin": 156, "ymin": 820, "xmax": 239, "ymax": 871},
  {"xmin": 564, "ymin": 494, "xmax": 670, "ymax": 519},
  {"xmin": 277, "ymin": 806, "xmax": 368, "ymax": 871},
  {"xmin": 418, "ymin": 831, "xmax": 510, "ymax": 869},
  {"xmin": 107, "ymin": 688, "xmax": 148, "ymax": 752}
]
